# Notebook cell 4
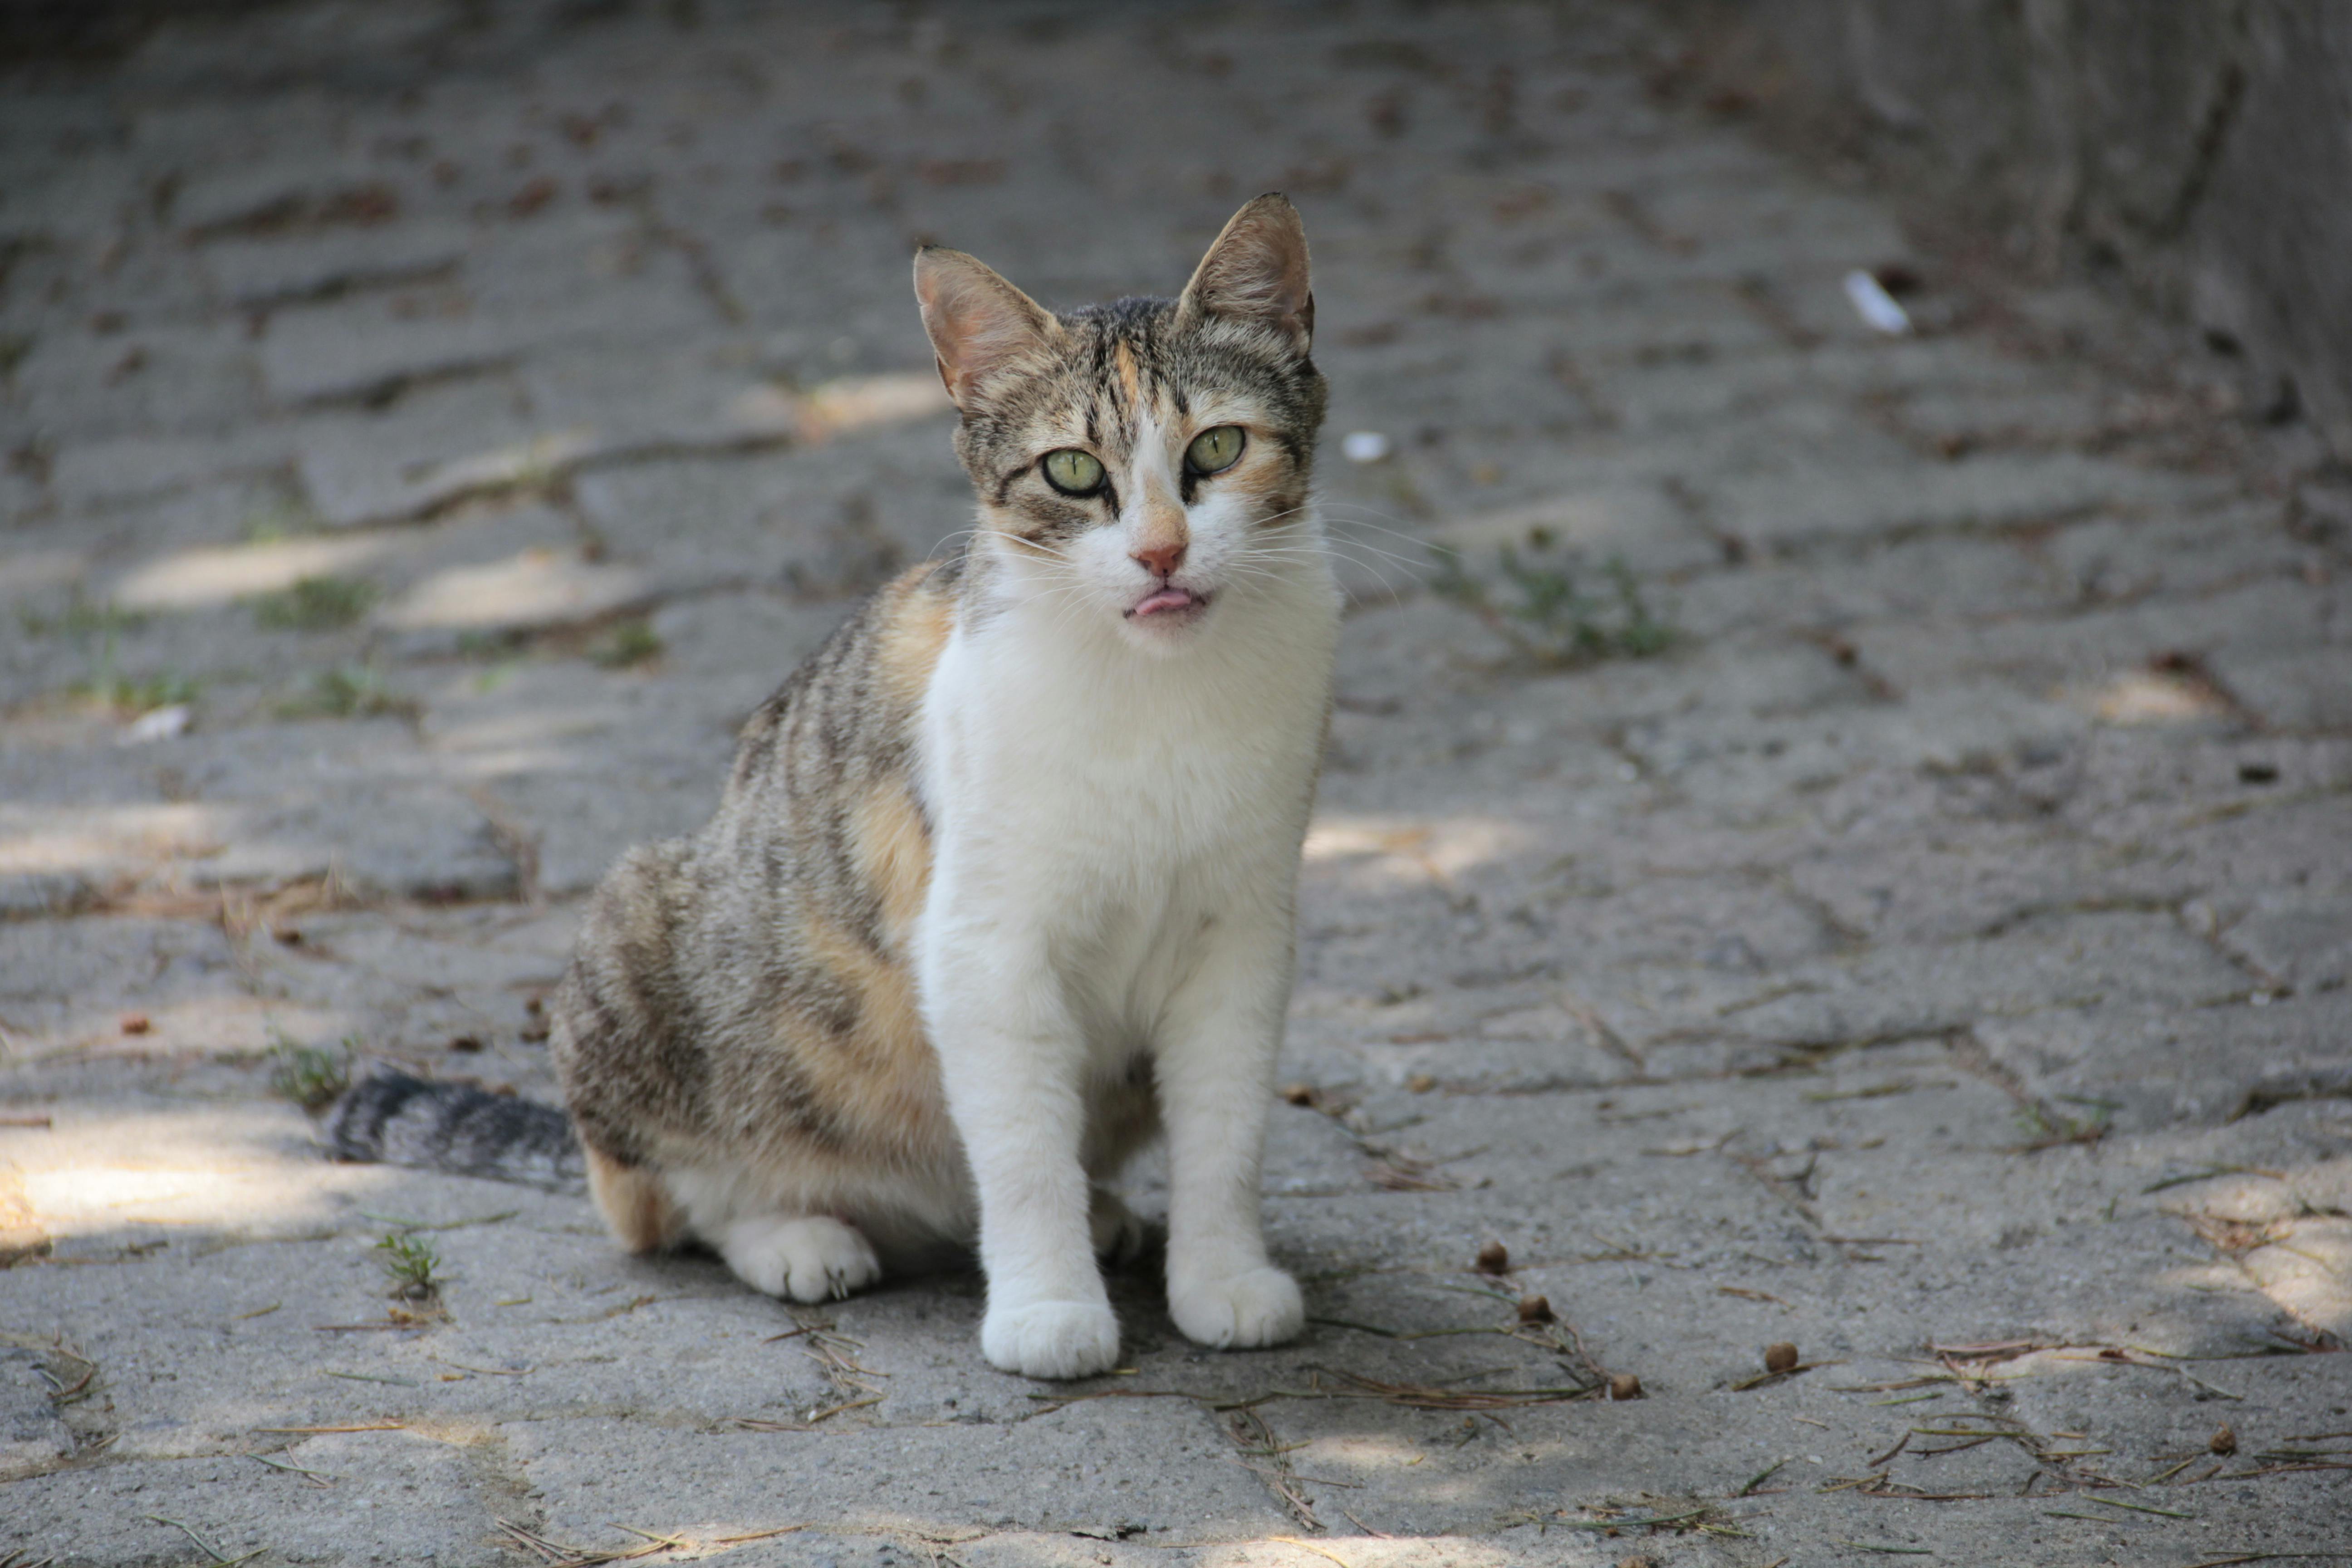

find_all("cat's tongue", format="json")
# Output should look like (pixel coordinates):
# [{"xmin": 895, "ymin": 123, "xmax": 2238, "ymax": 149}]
[{"xmin": 1132, "ymin": 586, "xmax": 1198, "ymax": 617}]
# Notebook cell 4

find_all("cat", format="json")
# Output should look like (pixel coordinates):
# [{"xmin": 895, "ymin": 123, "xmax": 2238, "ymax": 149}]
[{"xmin": 544, "ymin": 194, "xmax": 1339, "ymax": 1380}]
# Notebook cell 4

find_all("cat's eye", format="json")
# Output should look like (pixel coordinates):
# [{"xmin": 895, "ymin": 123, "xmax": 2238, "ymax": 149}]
[
  {"xmin": 1041, "ymin": 448, "xmax": 1105, "ymax": 495},
  {"xmin": 1185, "ymin": 425, "xmax": 1245, "ymax": 475}
]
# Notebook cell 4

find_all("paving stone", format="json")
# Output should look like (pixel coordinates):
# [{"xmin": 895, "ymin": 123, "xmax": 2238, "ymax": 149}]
[
  {"xmin": 0, "ymin": 1346, "xmax": 73, "ymax": 1481},
  {"xmin": 505, "ymin": 1405, "xmax": 1294, "ymax": 1543},
  {"xmin": 572, "ymin": 438, "xmax": 970, "ymax": 603},
  {"xmin": 256, "ymin": 211, "xmax": 718, "ymax": 406},
  {"xmin": 290, "ymin": 376, "xmax": 547, "ymax": 528},
  {"xmin": 0, "ymin": 722, "xmax": 515, "ymax": 911},
  {"xmin": 5, "ymin": 1434, "xmax": 506, "ymax": 1568},
  {"xmin": 197, "ymin": 219, "xmax": 474, "ymax": 309},
  {"xmin": 1702, "ymin": 451, "xmax": 2227, "ymax": 551}
]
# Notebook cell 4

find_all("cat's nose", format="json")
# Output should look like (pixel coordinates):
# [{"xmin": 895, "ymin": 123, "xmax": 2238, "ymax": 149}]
[{"xmin": 1132, "ymin": 541, "xmax": 1186, "ymax": 578}]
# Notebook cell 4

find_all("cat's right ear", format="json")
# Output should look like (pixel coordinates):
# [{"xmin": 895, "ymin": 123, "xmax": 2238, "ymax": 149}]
[{"xmin": 913, "ymin": 247, "xmax": 1060, "ymax": 412}]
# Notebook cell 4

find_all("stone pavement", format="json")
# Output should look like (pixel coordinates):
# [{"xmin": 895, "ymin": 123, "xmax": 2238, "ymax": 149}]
[{"xmin": 4, "ymin": 3, "xmax": 2348, "ymax": 1565}]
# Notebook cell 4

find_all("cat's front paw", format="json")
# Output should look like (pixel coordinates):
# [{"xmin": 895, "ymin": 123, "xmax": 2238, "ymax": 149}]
[
  {"xmin": 981, "ymin": 1299, "xmax": 1122, "ymax": 1380},
  {"xmin": 719, "ymin": 1215, "xmax": 882, "ymax": 1303},
  {"xmin": 1170, "ymin": 1266, "xmax": 1304, "ymax": 1350}
]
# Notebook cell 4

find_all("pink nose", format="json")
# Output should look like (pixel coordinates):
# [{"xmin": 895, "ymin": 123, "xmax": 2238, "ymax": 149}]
[{"xmin": 1133, "ymin": 541, "xmax": 1186, "ymax": 578}]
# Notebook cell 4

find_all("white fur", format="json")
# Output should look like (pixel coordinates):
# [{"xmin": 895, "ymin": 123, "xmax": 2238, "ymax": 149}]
[
  {"xmin": 917, "ymin": 469, "xmax": 1339, "ymax": 1379},
  {"xmin": 719, "ymin": 1214, "xmax": 883, "ymax": 1303}
]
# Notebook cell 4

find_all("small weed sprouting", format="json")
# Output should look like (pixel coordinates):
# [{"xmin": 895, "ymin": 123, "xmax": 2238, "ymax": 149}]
[
  {"xmin": 591, "ymin": 618, "xmax": 663, "ymax": 670},
  {"xmin": 2014, "ymin": 1096, "xmax": 2113, "ymax": 1152},
  {"xmin": 278, "ymin": 663, "xmax": 407, "ymax": 720},
  {"xmin": 455, "ymin": 628, "xmax": 529, "ymax": 660},
  {"xmin": 240, "ymin": 497, "xmax": 321, "ymax": 544},
  {"xmin": 83, "ymin": 669, "xmax": 201, "ymax": 715},
  {"xmin": 376, "ymin": 1231, "xmax": 442, "ymax": 1303},
  {"xmin": 253, "ymin": 574, "xmax": 377, "ymax": 632},
  {"xmin": 267, "ymin": 1031, "xmax": 353, "ymax": 1111},
  {"xmin": 20, "ymin": 593, "xmax": 148, "ymax": 641},
  {"xmin": 56, "ymin": 602, "xmax": 194, "ymax": 714},
  {"xmin": 1429, "ymin": 534, "xmax": 1678, "ymax": 668}
]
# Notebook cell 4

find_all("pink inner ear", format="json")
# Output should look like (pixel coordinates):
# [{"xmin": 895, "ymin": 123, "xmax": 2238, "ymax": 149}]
[{"xmin": 914, "ymin": 249, "xmax": 1055, "ymax": 405}]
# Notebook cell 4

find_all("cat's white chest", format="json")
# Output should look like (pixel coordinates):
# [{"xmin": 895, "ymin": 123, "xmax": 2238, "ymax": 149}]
[{"xmin": 914, "ymin": 575, "xmax": 1337, "ymax": 1029}]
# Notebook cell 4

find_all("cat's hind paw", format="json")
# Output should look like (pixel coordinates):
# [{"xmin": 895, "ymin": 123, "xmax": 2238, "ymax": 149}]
[
  {"xmin": 981, "ymin": 1299, "xmax": 1122, "ymax": 1380},
  {"xmin": 1089, "ymin": 1186, "xmax": 1148, "ymax": 1265},
  {"xmin": 1170, "ymin": 1266, "xmax": 1304, "ymax": 1350},
  {"xmin": 719, "ymin": 1215, "xmax": 882, "ymax": 1303}
]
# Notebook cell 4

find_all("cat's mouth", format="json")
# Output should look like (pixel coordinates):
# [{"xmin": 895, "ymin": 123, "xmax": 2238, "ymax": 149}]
[{"xmin": 1128, "ymin": 585, "xmax": 1208, "ymax": 621}]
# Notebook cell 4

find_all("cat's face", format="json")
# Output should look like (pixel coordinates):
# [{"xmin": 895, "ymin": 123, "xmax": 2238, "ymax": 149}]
[{"xmin": 915, "ymin": 196, "xmax": 1327, "ymax": 652}]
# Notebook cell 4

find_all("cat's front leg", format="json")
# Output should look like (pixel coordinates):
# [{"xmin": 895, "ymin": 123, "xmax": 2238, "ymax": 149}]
[
  {"xmin": 922, "ymin": 923, "xmax": 1120, "ymax": 1380},
  {"xmin": 1153, "ymin": 911, "xmax": 1305, "ymax": 1351}
]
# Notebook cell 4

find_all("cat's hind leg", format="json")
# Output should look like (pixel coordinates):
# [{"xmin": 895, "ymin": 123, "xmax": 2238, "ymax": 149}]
[
  {"xmin": 1090, "ymin": 1185, "xmax": 1147, "ymax": 1264},
  {"xmin": 585, "ymin": 1146, "xmax": 686, "ymax": 1253},
  {"xmin": 719, "ymin": 1214, "xmax": 883, "ymax": 1303}
]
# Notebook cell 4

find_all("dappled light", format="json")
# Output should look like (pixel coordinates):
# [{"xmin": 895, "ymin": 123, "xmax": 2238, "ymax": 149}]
[
  {"xmin": 110, "ymin": 534, "xmax": 396, "ymax": 612},
  {"xmin": 790, "ymin": 371, "xmax": 956, "ymax": 441},
  {"xmin": 376, "ymin": 549, "xmax": 647, "ymax": 632}
]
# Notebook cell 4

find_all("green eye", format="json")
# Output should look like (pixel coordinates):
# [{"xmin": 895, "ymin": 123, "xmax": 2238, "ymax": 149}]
[
  {"xmin": 1041, "ymin": 449, "xmax": 1105, "ymax": 495},
  {"xmin": 1185, "ymin": 425, "xmax": 1245, "ymax": 475}
]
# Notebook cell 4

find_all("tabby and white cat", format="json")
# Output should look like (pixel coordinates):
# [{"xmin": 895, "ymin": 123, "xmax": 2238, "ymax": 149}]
[{"xmin": 548, "ymin": 195, "xmax": 1338, "ymax": 1379}]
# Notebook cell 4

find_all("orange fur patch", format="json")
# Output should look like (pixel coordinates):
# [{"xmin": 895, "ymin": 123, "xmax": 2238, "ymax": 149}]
[
  {"xmin": 585, "ymin": 1145, "xmax": 683, "ymax": 1252},
  {"xmin": 852, "ymin": 782, "xmax": 932, "ymax": 948},
  {"xmin": 794, "ymin": 915, "xmax": 949, "ymax": 1159},
  {"xmin": 1113, "ymin": 339, "xmax": 1143, "ymax": 411},
  {"xmin": 873, "ymin": 564, "xmax": 956, "ymax": 713}
]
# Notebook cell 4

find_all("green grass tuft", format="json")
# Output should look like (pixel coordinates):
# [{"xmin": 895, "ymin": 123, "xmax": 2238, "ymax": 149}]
[
  {"xmin": 1430, "ymin": 535, "xmax": 1679, "ymax": 668},
  {"xmin": 590, "ymin": 618, "xmax": 663, "ymax": 669},
  {"xmin": 253, "ymin": 574, "xmax": 377, "ymax": 632},
  {"xmin": 266, "ymin": 1032, "xmax": 352, "ymax": 1111},
  {"xmin": 81, "ymin": 669, "xmax": 201, "ymax": 714},
  {"xmin": 277, "ymin": 663, "xmax": 406, "ymax": 720},
  {"xmin": 375, "ymin": 1231, "xmax": 442, "ymax": 1302}
]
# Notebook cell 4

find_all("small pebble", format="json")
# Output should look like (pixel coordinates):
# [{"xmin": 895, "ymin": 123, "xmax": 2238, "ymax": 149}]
[
  {"xmin": 2210, "ymin": 1423, "xmax": 2237, "ymax": 1455},
  {"xmin": 1608, "ymin": 1372, "xmax": 1643, "ymax": 1401},
  {"xmin": 119, "ymin": 1013, "xmax": 151, "ymax": 1035},
  {"xmin": 1517, "ymin": 1293, "xmax": 1554, "ymax": 1323},
  {"xmin": 1764, "ymin": 1341, "xmax": 1799, "ymax": 1374},
  {"xmin": 1406, "ymin": 1072, "xmax": 1437, "ymax": 1093},
  {"xmin": 1475, "ymin": 1240, "xmax": 1510, "ymax": 1274}
]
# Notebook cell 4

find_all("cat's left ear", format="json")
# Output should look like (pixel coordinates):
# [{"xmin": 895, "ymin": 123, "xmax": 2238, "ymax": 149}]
[{"xmin": 1180, "ymin": 192, "xmax": 1313, "ymax": 351}]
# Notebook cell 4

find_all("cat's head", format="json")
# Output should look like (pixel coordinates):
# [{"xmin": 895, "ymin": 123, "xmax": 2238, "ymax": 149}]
[{"xmin": 913, "ymin": 194, "xmax": 1328, "ymax": 651}]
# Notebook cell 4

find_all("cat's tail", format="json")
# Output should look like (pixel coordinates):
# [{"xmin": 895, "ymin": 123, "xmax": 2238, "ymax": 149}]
[{"xmin": 323, "ymin": 1065, "xmax": 586, "ymax": 1193}]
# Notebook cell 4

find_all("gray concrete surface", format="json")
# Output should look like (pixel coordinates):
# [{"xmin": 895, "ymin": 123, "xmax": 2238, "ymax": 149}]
[
  {"xmin": 3, "ymin": 3, "xmax": 2348, "ymax": 1565},
  {"xmin": 1670, "ymin": 0, "xmax": 2352, "ymax": 470}
]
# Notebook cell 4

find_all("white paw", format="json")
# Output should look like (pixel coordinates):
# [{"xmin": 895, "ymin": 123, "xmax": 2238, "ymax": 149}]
[
  {"xmin": 719, "ymin": 1215, "xmax": 882, "ymax": 1303},
  {"xmin": 1170, "ymin": 1266, "xmax": 1304, "ymax": 1350},
  {"xmin": 1089, "ymin": 1187, "xmax": 1148, "ymax": 1264},
  {"xmin": 980, "ymin": 1299, "xmax": 1122, "ymax": 1380}
]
